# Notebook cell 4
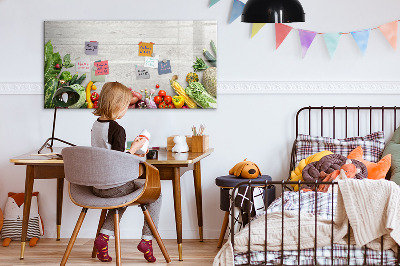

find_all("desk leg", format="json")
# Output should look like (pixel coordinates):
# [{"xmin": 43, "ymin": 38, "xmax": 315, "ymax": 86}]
[
  {"xmin": 172, "ymin": 167, "xmax": 183, "ymax": 261},
  {"xmin": 193, "ymin": 161, "xmax": 203, "ymax": 242},
  {"xmin": 20, "ymin": 165, "xmax": 34, "ymax": 259},
  {"xmin": 56, "ymin": 178, "xmax": 64, "ymax": 241}
]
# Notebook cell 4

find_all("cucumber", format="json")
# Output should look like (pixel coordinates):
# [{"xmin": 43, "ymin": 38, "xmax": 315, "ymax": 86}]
[
  {"xmin": 203, "ymin": 49, "xmax": 216, "ymax": 67},
  {"xmin": 210, "ymin": 40, "xmax": 217, "ymax": 57},
  {"xmin": 69, "ymin": 74, "xmax": 78, "ymax": 85},
  {"xmin": 73, "ymin": 73, "xmax": 86, "ymax": 85}
]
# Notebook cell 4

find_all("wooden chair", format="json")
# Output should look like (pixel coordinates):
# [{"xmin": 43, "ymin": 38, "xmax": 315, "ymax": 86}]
[{"xmin": 60, "ymin": 146, "xmax": 171, "ymax": 265}]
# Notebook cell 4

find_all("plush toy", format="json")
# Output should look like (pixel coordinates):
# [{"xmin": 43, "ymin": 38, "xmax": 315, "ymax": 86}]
[
  {"xmin": 348, "ymin": 146, "xmax": 391, "ymax": 180},
  {"xmin": 229, "ymin": 159, "xmax": 261, "ymax": 179},
  {"xmin": 172, "ymin": 135, "xmax": 189, "ymax": 153},
  {"xmin": 1, "ymin": 192, "xmax": 44, "ymax": 247}
]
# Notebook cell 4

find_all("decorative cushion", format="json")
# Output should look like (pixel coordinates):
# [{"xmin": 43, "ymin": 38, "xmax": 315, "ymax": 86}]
[
  {"xmin": 302, "ymin": 154, "xmax": 368, "ymax": 189},
  {"xmin": 382, "ymin": 126, "xmax": 400, "ymax": 184},
  {"xmin": 349, "ymin": 146, "xmax": 391, "ymax": 180},
  {"xmin": 295, "ymin": 131, "xmax": 385, "ymax": 166}
]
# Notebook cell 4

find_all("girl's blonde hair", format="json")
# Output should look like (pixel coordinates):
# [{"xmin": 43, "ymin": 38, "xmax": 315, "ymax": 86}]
[{"xmin": 93, "ymin": 82, "xmax": 132, "ymax": 120}]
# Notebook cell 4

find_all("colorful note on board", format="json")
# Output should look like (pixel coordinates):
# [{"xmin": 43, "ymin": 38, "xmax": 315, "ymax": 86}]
[
  {"xmin": 144, "ymin": 55, "xmax": 159, "ymax": 69},
  {"xmin": 85, "ymin": 41, "xmax": 98, "ymax": 55},
  {"xmin": 135, "ymin": 65, "xmax": 150, "ymax": 80},
  {"xmin": 139, "ymin": 42, "xmax": 154, "ymax": 57},
  {"xmin": 158, "ymin": 60, "xmax": 172, "ymax": 75},
  {"xmin": 76, "ymin": 58, "xmax": 91, "ymax": 72},
  {"xmin": 94, "ymin": 60, "xmax": 109, "ymax": 76}
]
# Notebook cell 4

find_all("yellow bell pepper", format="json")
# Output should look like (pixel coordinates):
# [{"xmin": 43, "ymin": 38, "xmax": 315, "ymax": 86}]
[
  {"xmin": 86, "ymin": 81, "xmax": 94, "ymax": 108},
  {"xmin": 172, "ymin": 96, "xmax": 184, "ymax": 108}
]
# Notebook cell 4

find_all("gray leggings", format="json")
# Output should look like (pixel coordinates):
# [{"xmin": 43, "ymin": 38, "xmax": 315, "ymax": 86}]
[{"xmin": 92, "ymin": 180, "xmax": 162, "ymax": 240}]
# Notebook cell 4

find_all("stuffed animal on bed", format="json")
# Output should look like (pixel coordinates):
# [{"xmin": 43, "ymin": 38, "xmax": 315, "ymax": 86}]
[
  {"xmin": 229, "ymin": 159, "xmax": 261, "ymax": 179},
  {"xmin": 1, "ymin": 192, "xmax": 44, "ymax": 247}
]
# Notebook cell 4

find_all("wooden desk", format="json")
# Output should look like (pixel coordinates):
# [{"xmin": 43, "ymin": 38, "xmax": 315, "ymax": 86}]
[{"xmin": 10, "ymin": 147, "xmax": 213, "ymax": 261}]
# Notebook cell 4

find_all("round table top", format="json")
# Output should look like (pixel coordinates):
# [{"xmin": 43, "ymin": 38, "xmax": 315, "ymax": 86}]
[{"xmin": 215, "ymin": 175, "xmax": 272, "ymax": 188}]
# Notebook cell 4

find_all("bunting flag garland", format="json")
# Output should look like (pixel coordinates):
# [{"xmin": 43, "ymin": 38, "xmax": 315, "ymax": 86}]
[
  {"xmin": 209, "ymin": 0, "xmax": 220, "ymax": 7},
  {"xmin": 298, "ymin": 29, "xmax": 317, "ymax": 58},
  {"xmin": 207, "ymin": 3, "xmax": 400, "ymax": 58},
  {"xmin": 229, "ymin": 0, "xmax": 245, "ymax": 24},
  {"xmin": 251, "ymin": 23, "xmax": 266, "ymax": 38},
  {"xmin": 351, "ymin": 29, "xmax": 370, "ymax": 55},
  {"xmin": 323, "ymin": 33, "xmax": 341, "ymax": 58},
  {"xmin": 378, "ymin": 21, "xmax": 398, "ymax": 50},
  {"xmin": 275, "ymin": 23, "xmax": 293, "ymax": 49}
]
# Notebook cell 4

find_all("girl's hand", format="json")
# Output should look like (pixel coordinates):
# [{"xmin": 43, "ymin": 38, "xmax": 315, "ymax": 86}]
[
  {"xmin": 129, "ymin": 137, "xmax": 147, "ymax": 154},
  {"xmin": 134, "ymin": 148, "xmax": 149, "ymax": 157}
]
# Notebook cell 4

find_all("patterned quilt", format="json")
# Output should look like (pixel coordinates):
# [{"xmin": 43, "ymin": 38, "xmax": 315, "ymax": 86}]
[{"xmin": 234, "ymin": 191, "xmax": 397, "ymax": 265}]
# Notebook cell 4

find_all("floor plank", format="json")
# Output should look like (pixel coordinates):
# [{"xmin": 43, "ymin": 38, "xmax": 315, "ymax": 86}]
[{"xmin": 0, "ymin": 239, "xmax": 221, "ymax": 265}]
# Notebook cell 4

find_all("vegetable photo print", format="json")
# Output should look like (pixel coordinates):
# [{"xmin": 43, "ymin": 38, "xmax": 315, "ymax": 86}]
[{"xmin": 44, "ymin": 21, "xmax": 217, "ymax": 109}]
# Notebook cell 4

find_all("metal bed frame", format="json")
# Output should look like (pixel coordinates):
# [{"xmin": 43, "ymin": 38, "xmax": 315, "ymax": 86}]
[{"xmin": 230, "ymin": 106, "xmax": 400, "ymax": 266}]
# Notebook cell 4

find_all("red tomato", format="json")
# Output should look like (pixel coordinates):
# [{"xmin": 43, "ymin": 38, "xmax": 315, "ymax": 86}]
[
  {"xmin": 93, "ymin": 101, "xmax": 98, "ymax": 109},
  {"xmin": 158, "ymin": 90, "xmax": 166, "ymax": 97},
  {"xmin": 159, "ymin": 102, "xmax": 167, "ymax": 109},
  {"xmin": 164, "ymin": 95, "xmax": 172, "ymax": 104},
  {"xmin": 154, "ymin": 96, "xmax": 162, "ymax": 105},
  {"xmin": 156, "ymin": 84, "xmax": 160, "ymax": 89},
  {"xmin": 167, "ymin": 103, "xmax": 175, "ymax": 108}
]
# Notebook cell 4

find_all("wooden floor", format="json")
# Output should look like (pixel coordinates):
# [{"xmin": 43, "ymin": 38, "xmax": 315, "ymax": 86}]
[{"xmin": 0, "ymin": 239, "xmax": 221, "ymax": 265}]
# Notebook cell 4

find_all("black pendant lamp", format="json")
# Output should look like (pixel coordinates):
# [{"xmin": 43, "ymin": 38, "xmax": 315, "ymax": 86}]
[{"xmin": 242, "ymin": 0, "xmax": 305, "ymax": 23}]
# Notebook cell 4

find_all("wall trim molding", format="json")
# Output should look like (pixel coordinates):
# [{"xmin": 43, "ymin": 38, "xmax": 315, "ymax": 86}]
[{"xmin": 1, "ymin": 81, "xmax": 400, "ymax": 95}]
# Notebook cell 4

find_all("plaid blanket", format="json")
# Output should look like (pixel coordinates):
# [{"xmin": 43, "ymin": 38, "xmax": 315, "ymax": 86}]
[{"xmin": 234, "ymin": 191, "xmax": 397, "ymax": 265}]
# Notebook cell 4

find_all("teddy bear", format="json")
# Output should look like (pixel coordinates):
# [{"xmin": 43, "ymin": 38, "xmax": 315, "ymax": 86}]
[
  {"xmin": 1, "ymin": 192, "xmax": 44, "ymax": 247},
  {"xmin": 172, "ymin": 135, "xmax": 189, "ymax": 153}
]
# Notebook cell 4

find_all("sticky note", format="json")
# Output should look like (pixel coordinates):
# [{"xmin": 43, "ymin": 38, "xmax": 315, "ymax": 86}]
[
  {"xmin": 85, "ymin": 41, "xmax": 98, "ymax": 55},
  {"xmin": 135, "ymin": 65, "xmax": 150, "ymax": 80},
  {"xmin": 144, "ymin": 55, "xmax": 159, "ymax": 69},
  {"xmin": 76, "ymin": 58, "xmax": 91, "ymax": 72},
  {"xmin": 139, "ymin": 42, "xmax": 154, "ymax": 57},
  {"xmin": 158, "ymin": 60, "xmax": 172, "ymax": 75},
  {"xmin": 91, "ymin": 69, "xmax": 105, "ymax": 82},
  {"xmin": 94, "ymin": 60, "xmax": 109, "ymax": 76}
]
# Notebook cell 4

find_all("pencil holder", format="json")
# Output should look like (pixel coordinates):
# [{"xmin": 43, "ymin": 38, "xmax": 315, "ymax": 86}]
[{"xmin": 191, "ymin": 135, "xmax": 209, "ymax": 153}]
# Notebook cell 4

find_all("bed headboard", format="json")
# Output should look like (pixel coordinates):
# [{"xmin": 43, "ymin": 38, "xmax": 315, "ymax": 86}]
[{"xmin": 290, "ymin": 106, "xmax": 400, "ymax": 179}]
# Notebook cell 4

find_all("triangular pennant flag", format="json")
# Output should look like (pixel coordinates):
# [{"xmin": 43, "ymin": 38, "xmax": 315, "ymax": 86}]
[
  {"xmin": 351, "ymin": 29, "xmax": 370, "ymax": 55},
  {"xmin": 209, "ymin": 0, "xmax": 220, "ymax": 7},
  {"xmin": 378, "ymin": 21, "xmax": 398, "ymax": 50},
  {"xmin": 229, "ymin": 0, "xmax": 245, "ymax": 24},
  {"xmin": 323, "ymin": 33, "xmax": 341, "ymax": 58},
  {"xmin": 298, "ymin": 29, "xmax": 317, "ymax": 58},
  {"xmin": 275, "ymin": 23, "xmax": 293, "ymax": 49},
  {"xmin": 251, "ymin": 23, "xmax": 266, "ymax": 38}
]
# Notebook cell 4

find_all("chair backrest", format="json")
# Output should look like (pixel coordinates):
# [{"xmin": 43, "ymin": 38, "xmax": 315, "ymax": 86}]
[{"xmin": 62, "ymin": 146, "xmax": 145, "ymax": 187}]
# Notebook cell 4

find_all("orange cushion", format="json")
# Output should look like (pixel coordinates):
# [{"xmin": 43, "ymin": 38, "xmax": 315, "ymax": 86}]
[{"xmin": 348, "ymin": 146, "xmax": 391, "ymax": 180}]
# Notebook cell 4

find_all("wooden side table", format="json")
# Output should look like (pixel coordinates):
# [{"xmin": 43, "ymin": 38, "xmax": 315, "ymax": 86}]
[{"xmin": 215, "ymin": 175, "xmax": 275, "ymax": 248}]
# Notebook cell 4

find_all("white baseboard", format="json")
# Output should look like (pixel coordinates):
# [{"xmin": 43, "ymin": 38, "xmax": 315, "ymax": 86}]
[{"xmin": 1, "ymin": 81, "xmax": 400, "ymax": 95}]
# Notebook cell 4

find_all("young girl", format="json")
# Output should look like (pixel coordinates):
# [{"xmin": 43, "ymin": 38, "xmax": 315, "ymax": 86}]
[{"xmin": 91, "ymin": 82, "xmax": 162, "ymax": 263}]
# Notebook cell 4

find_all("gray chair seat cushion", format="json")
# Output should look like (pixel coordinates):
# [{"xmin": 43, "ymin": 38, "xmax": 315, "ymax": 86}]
[{"xmin": 70, "ymin": 180, "xmax": 145, "ymax": 208}]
